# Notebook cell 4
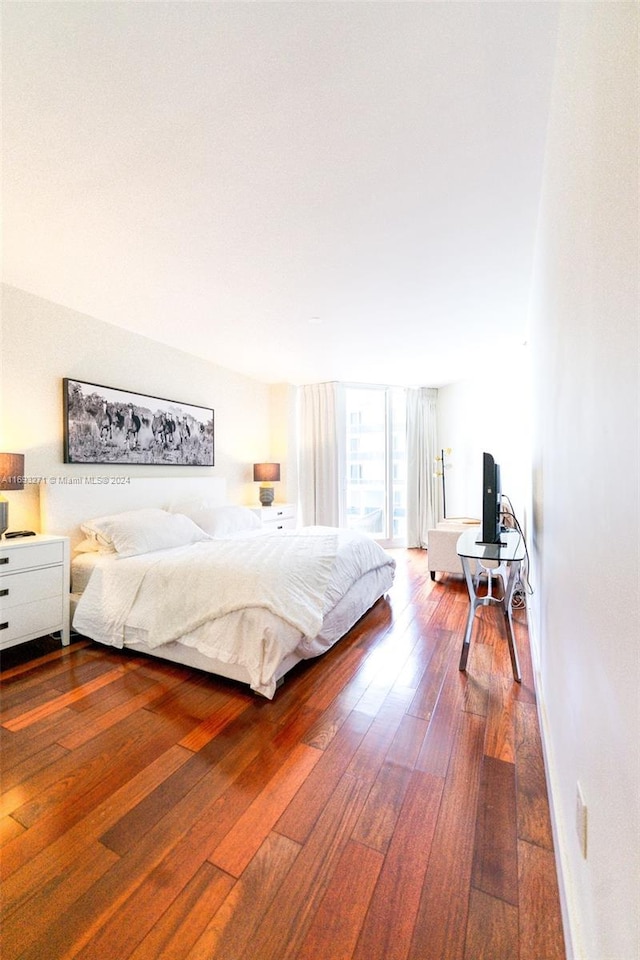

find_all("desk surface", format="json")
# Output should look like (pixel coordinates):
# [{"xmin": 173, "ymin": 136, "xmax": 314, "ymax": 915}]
[{"xmin": 456, "ymin": 527, "xmax": 525, "ymax": 563}]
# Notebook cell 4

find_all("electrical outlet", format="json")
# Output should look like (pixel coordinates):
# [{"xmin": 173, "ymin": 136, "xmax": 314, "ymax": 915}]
[{"xmin": 576, "ymin": 782, "xmax": 588, "ymax": 858}]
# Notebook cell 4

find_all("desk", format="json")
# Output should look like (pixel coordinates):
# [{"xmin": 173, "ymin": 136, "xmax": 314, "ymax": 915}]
[{"xmin": 456, "ymin": 528, "xmax": 525, "ymax": 682}]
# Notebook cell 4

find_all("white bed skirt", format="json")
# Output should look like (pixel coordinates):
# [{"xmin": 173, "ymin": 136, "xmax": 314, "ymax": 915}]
[{"xmin": 70, "ymin": 562, "xmax": 393, "ymax": 695}]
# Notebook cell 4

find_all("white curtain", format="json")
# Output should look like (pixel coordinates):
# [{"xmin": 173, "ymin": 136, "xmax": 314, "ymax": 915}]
[
  {"xmin": 405, "ymin": 387, "xmax": 438, "ymax": 548},
  {"xmin": 298, "ymin": 382, "xmax": 344, "ymax": 526}
]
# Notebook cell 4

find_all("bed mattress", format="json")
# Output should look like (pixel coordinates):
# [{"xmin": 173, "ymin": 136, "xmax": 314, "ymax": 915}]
[{"xmin": 72, "ymin": 527, "xmax": 395, "ymax": 697}]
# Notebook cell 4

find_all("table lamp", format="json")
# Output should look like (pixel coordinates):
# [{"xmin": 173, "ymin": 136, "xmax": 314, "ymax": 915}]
[
  {"xmin": 0, "ymin": 453, "xmax": 25, "ymax": 537},
  {"xmin": 253, "ymin": 462, "xmax": 280, "ymax": 506}
]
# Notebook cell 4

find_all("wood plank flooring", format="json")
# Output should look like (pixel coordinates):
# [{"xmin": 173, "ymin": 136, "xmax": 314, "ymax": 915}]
[{"xmin": 0, "ymin": 549, "xmax": 566, "ymax": 960}]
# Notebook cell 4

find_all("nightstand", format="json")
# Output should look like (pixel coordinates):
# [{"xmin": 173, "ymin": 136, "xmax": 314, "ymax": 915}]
[
  {"xmin": 0, "ymin": 534, "xmax": 71, "ymax": 650},
  {"xmin": 249, "ymin": 503, "xmax": 297, "ymax": 532}
]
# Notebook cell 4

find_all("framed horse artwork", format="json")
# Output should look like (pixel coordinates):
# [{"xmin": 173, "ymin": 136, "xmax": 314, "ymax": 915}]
[{"xmin": 62, "ymin": 379, "xmax": 214, "ymax": 466}]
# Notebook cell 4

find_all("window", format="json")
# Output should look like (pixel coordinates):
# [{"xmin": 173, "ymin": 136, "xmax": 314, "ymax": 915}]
[{"xmin": 343, "ymin": 386, "xmax": 406, "ymax": 545}]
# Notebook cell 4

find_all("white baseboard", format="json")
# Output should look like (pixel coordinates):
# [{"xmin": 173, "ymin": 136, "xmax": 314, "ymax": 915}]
[{"xmin": 527, "ymin": 599, "xmax": 581, "ymax": 960}]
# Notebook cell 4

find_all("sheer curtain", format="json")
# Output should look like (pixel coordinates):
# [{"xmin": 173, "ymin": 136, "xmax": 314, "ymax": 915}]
[
  {"xmin": 298, "ymin": 382, "xmax": 344, "ymax": 526},
  {"xmin": 405, "ymin": 387, "xmax": 439, "ymax": 548}
]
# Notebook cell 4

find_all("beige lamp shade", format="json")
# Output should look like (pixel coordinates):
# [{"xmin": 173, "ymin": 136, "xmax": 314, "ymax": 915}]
[
  {"xmin": 253, "ymin": 463, "xmax": 281, "ymax": 483},
  {"xmin": 0, "ymin": 453, "xmax": 25, "ymax": 491},
  {"xmin": 0, "ymin": 453, "xmax": 25, "ymax": 537}
]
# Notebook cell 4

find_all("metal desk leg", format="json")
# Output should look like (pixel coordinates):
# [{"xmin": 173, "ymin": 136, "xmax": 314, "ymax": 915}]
[
  {"xmin": 459, "ymin": 555, "xmax": 522, "ymax": 682},
  {"xmin": 502, "ymin": 560, "xmax": 522, "ymax": 683},
  {"xmin": 459, "ymin": 556, "xmax": 478, "ymax": 672}
]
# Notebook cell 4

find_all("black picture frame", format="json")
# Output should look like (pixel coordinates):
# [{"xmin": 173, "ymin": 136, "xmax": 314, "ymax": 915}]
[{"xmin": 63, "ymin": 379, "xmax": 215, "ymax": 466}]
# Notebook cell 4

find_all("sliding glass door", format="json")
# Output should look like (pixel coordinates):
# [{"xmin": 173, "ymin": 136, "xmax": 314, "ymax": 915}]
[{"xmin": 343, "ymin": 386, "xmax": 406, "ymax": 546}]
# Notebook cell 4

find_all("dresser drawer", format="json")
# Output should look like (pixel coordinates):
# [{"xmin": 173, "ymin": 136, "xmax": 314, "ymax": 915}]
[
  {"xmin": 0, "ymin": 596, "xmax": 64, "ymax": 647},
  {"xmin": 269, "ymin": 505, "xmax": 295, "ymax": 522},
  {"xmin": 0, "ymin": 541, "xmax": 64, "ymax": 573},
  {"xmin": 262, "ymin": 516, "xmax": 297, "ymax": 532},
  {"xmin": 0, "ymin": 536, "xmax": 70, "ymax": 649},
  {"xmin": 0, "ymin": 565, "xmax": 64, "ymax": 610},
  {"xmin": 249, "ymin": 503, "xmax": 297, "ymax": 532}
]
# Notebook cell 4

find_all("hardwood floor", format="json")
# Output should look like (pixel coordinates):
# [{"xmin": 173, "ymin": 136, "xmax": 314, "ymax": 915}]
[{"xmin": 0, "ymin": 549, "xmax": 565, "ymax": 960}]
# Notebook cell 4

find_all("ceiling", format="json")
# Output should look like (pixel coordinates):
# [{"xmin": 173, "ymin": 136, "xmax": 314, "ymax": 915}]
[{"xmin": 2, "ymin": 1, "xmax": 560, "ymax": 387}]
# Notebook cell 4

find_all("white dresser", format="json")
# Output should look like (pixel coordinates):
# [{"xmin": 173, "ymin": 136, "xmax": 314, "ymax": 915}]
[
  {"xmin": 0, "ymin": 534, "xmax": 70, "ymax": 650},
  {"xmin": 249, "ymin": 503, "xmax": 297, "ymax": 532}
]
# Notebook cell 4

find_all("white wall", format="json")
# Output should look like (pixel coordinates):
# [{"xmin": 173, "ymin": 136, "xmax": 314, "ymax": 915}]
[
  {"xmin": 267, "ymin": 382, "xmax": 299, "ymax": 510},
  {"xmin": 529, "ymin": 5, "xmax": 638, "ymax": 959},
  {"xmin": 1, "ymin": 285, "xmax": 286, "ymax": 530},
  {"xmin": 437, "ymin": 343, "xmax": 531, "ymax": 527}
]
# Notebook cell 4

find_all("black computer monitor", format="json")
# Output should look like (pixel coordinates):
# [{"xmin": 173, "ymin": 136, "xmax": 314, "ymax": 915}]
[{"xmin": 480, "ymin": 451, "xmax": 502, "ymax": 545}]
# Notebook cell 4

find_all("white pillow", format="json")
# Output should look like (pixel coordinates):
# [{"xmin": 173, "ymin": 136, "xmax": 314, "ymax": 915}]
[
  {"xmin": 80, "ymin": 508, "xmax": 211, "ymax": 557},
  {"xmin": 73, "ymin": 536, "xmax": 112, "ymax": 554},
  {"xmin": 172, "ymin": 501, "xmax": 261, "ymax": 538}
]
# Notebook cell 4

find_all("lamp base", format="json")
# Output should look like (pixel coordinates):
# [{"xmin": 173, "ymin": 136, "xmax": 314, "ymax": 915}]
[
  {"xmin": 0, "ymin": 498, "xmax": 8, "ymax": 538},
  {"xmin": 259, "ymin": 486, "xmax": 275, "ymax": 507}
]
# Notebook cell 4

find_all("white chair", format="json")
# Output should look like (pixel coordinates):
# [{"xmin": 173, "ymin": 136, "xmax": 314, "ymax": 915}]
[
  {"xmin": 428, "ymin": 518, "xmax": 511, "ymax": 601},
  {"xmin": 427, "ymin": 520, "xmax": 478, "ymax": 581}
]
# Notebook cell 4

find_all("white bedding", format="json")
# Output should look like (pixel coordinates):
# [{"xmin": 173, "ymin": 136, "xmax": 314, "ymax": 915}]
[
  {"xmin": 71, "ymin": 552, "xmax": 101, "ymax": 595},
  {"xmin": 72, "ymin": 527, "xmax": 395, "ymax": 698}
]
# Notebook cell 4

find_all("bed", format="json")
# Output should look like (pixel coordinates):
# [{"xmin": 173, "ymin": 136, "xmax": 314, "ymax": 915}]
[{"xmin": 41, "ymin": 478, "xmax": 395, "ymax": 697}]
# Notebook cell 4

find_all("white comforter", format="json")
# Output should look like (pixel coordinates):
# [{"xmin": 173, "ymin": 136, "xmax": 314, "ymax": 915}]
[{"xmin": 73, "ymin": 527, "xmax": 395, "ymax": 697}]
